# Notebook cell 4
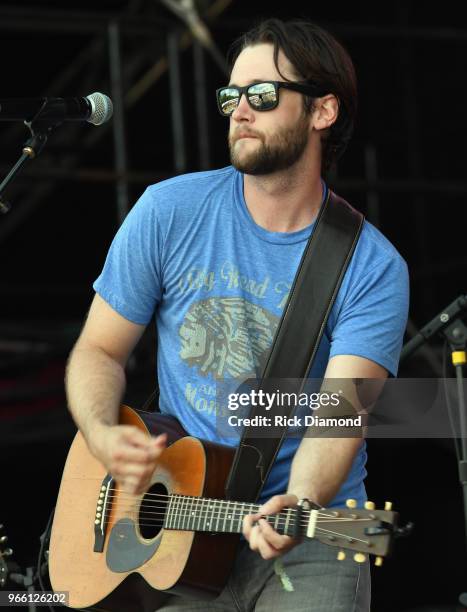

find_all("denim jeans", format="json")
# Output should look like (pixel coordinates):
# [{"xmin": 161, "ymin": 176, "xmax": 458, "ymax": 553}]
[{"xmin": 158, "ymin": 538, "xmax": 371, "ymax": 612}]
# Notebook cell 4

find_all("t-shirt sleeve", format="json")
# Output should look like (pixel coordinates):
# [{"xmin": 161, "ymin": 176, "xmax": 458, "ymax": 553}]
[
  {"xmin": 93, "ymin": 187, "xmax": 163, "ymax": 324},
  {"xmin": 329, "ymin": 255, "xmax": 409, "ymax": 376}
]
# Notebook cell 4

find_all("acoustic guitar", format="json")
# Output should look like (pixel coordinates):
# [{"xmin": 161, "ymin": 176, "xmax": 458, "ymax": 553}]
[{"xmin": 49, "ymin": 405, "xmax": 398, "ymax": 612}]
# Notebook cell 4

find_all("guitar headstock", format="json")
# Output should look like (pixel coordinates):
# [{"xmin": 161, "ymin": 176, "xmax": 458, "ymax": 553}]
[
  {"xmin": 0, "ymin": 524, "xmax": 13, "ymax": 587},
  {"xmin": 310, "ymin": 499, "xmax": 398, "ymax": 566}
]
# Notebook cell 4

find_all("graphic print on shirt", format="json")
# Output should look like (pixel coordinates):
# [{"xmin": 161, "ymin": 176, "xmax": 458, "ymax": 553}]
[{"xmin": 179, "ymin": 297, "xmax": 279, "ymax": 380}]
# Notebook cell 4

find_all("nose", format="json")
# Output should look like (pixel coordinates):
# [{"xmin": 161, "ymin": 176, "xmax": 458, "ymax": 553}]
[{"xmin": 231, "ymin": 93, "xmax": 253, "ymax": 122}]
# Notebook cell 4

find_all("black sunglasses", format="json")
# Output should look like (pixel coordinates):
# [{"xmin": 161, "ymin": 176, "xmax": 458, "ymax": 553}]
[{"xmin": 216, "ymin": 80, "xmax": 328, "ymax": 117}]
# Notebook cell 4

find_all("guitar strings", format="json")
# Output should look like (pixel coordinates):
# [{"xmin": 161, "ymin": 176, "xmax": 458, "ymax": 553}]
[
  {"xmin": 102, "ymin": 488, "xmax": 339, "ymax": 517},
  {"xmin": 109, "ymin": 511, "xmax": 372, "ymax": 527},
  {"xmin": 94, "ymin": 506, "xmax": 372, "ymax": 544},
  {"xmin": 101, "ymin": 500, "xmax": 372, "ymax": 524},
  {"xmin": 103, "ymin": 508, "xmax": 374, "ymax": 529},
  {"xmin": 100, "ymin": 498, "xmax": 338, "ymax": 523},
  {"xmin": 101, "ymin": 491, "xmax": 368, "ymax": 523},
  {"xmin": 103, "ymin": 489, "xmax": 377, "ymax": 521},
  {"xmin": 95, "ymin": 497, "xmax": 374, "ymax": 543},
  {"xmin": 100, "ymin": 510, "xmax": 373, "ymax": 542},
  {"xmin": 100, "ymin": 510, "xmax": 330, "ymax": 529},
  {"xmin": 90, "ymin": 487, "xmax": 375, "ymax": 545},
  {"xmin": 93, "ymin": 517, "xmax": 371, "ymax": 545},
  {"xmin": 97, "ymin": 502, "xmax": 374, "ymax": 533}
]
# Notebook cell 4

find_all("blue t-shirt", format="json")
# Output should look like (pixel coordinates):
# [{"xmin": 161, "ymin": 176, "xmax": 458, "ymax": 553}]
[{"xmin": 94, "ymin": 166, "xmax": 409, "ymax": 506}]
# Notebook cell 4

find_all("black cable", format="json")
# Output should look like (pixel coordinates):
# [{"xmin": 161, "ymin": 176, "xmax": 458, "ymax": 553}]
[{"xmin": 36, "ymin": 507, "xmax": 57, "ymax": 612}]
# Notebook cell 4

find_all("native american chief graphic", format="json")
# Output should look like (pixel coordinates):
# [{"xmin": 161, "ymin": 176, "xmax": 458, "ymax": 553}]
[{"xmin": 179, "ymin": 297, "xmax": 279, "ymax": 380}]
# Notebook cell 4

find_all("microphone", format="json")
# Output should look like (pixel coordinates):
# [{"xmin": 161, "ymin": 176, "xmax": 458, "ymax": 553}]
[{"xmin": 0, "ymin": 92, "xmax": 113, "ymax": 126}]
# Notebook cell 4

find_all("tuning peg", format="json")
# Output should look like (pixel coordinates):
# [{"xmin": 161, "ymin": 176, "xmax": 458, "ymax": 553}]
[
  {"xmin": 345, "ymin": 499, "xmax": 357, "ymax": 508},
  {"xmin": 337, "ymin": 551, "xmax": 346, "ymax": 561},
  {"xmin": 0, "ymin": 536, "xmax": 7, "ymax": 544},
  {"xmin": 353, "ymin": 553, "xmax": 367, "ymax": 563},
  {"xmin": 374, "ymin": 556, "xmax": 384, "ymax": 567},
  {"xmin": 2, "ymin": 548, "xmax": 13, "ymax": 557},
  {"xmin": 384, "ymin": 501, "xmax": 393, "ymax": 511},
  {"xmin": 364, "ymin": 501, "xmax": 375, "ymax": 510}
]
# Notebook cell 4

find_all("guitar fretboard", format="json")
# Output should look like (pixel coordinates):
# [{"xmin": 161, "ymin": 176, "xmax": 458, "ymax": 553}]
[{"xmin": 163, "ymin": 494, "xmax": 307, "ymax": 537}]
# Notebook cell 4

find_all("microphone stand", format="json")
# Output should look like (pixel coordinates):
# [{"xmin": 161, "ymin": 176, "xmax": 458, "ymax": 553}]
[
  {"xmin": 0, "ymin": 101, "xmax": 58, "ymax": 214},
  {"xmin": 400, "ymin": 295, "xmax": 467, "ymax": 610}
]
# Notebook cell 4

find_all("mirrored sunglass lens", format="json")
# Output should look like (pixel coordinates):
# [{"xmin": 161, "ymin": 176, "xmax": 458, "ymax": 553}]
[
  {"xmin": 247, "ymin": 83, "xmax": 277, "ymax": 109},
  {"xmin": 218, "ymin": 88, "xmax": 239, "ymax": 115}
]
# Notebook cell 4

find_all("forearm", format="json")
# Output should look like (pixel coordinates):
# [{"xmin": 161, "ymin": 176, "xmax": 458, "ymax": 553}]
[
  {"xmin": 286, "ymin": 436, "xmax": 362, "ymax": 507},
  {"xmin": 65, "ymin": 344, "xmax": 126, "ymax": 448},
  {"xmin": 286, "ymin": 362, "xmax": 382, "ymax": 506}
]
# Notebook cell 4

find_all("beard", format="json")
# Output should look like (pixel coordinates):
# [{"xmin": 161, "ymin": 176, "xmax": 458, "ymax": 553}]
[{"xmin": 229, "ymin": 114, "xmax": 309, "ymax": 176}]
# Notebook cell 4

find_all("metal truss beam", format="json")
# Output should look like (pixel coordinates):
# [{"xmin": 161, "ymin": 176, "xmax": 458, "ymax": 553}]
[{"xmin": 0, "ymin": 5, "xmax": 174, "ymax": 35}]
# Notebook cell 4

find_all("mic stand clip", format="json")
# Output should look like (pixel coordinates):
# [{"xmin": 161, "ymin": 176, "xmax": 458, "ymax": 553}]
[{"xmin": 0, "ymin": 101, "xmax": 62, "ymax": 215}]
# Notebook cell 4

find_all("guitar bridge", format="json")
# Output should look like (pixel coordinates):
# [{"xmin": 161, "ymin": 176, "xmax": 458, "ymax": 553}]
[{"xmin": 93, "ymin": 474, "xmax": 113, "ymax": 553}]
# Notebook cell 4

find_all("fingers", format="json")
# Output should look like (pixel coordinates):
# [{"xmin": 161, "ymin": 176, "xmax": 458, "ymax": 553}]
[
  {"xmin": 242, "ymin": 512, "xmax": 256, "ymax": 540},
  {"xmin": 113, "ymin": 430, "xmax": 167, "ymax": 464},
  {"xmin": 245, "ymin": 519, "xmax": 292, "ymax": 560},
  {"xmin": 119, "ymin": 474, "xmax": 143, "ymax": 495},
  {"xmin": 258, "ymin": 494, "xmax": 298, "ymax": 516},
  {"xmin": 243, "ymin": 494, "xmax": 299, "ymax": 560},
  {"xmin": 243, "ymin": 514, "xmax": 294, "ymax": 559},
  {"xmin": 119, "ymin": 426, "xmax": 166, "ymax": 452},
  {"xmin": 257, "ymin": 518, "xmax": 292, "ymax": 550},
  {"xmin": 104, "ymin": 427, "xmax": 167, "ymax": 495},
  {"xmin": 250, "ymin": 523, "xmax": 280, "ymax": 560}
]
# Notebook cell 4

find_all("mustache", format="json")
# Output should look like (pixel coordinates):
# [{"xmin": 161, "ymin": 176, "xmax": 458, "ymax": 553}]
[{"xmin": 230, "ymin": 129, "xmax": 263, "ymax": 143}]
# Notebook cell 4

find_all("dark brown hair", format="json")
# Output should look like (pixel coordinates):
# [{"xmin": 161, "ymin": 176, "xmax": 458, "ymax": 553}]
[{"xmin": 228, "ymin": 18, "xmax": 358, "ymax": 173}]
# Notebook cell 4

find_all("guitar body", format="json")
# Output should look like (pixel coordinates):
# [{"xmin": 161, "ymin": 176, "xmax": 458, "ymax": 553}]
[{"xmin": 49, "ymin": 406, "xmax": 240, "ymax": 611}]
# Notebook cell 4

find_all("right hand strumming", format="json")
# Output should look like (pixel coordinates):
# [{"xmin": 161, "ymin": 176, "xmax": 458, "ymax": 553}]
[{"xmin": 88, "ymin": 424, "xmax": 167, "ymax": 495}]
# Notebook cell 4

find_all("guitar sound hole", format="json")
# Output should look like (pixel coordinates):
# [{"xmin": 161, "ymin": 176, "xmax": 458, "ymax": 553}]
[{"xmin": 139, "ymin": 482, "xmax": 168, "ymax": 540}]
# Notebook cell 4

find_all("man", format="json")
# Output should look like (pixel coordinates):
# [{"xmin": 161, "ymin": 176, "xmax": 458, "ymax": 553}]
[{"xmin": 65, "ymin": 18, "xmax": 409, "ymax": 611}]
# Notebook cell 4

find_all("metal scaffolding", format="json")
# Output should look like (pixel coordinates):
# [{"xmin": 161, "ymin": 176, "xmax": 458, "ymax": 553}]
[{"xmin": 0, "ymin": 2, "xmax": 465, "ymax": 376}]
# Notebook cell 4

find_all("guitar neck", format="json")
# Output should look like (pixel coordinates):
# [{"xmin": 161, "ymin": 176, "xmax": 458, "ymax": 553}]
[{"xmin": 164, "ymin": 494, "xmax": 308, "ymax": 538}]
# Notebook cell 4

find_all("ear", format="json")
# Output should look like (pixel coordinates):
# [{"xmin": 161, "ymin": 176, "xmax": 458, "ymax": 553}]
[{"xmin": 311, "ymin": 94, "xmax": 339, "ymax": 132}]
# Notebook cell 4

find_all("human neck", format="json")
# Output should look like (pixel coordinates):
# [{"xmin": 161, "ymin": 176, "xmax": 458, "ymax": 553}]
[{"xmin": 242, "ymin": 162, "xmax": 324, "ymax": 233}]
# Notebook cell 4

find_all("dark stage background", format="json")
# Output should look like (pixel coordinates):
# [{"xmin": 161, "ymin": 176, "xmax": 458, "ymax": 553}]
[{"xmin": 1, "ymin": 1, "xmax": 466, "ymax": 610}]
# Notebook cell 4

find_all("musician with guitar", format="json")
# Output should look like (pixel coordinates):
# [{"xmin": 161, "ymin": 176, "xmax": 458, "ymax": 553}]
[{"xmin": 56, "ymin": 17, "xmax": 409, "ymax": 612}]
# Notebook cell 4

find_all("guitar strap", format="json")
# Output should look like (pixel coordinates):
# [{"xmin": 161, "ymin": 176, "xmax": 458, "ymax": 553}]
[{"xmin": 224, "ymin": 189, "xmax": 364, "ymax": 502}]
